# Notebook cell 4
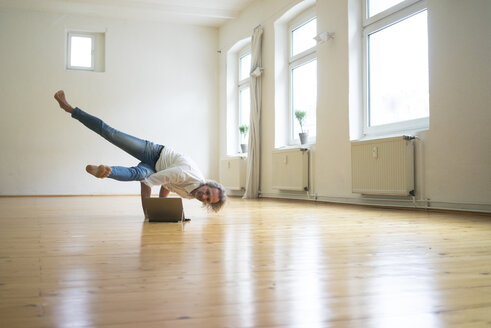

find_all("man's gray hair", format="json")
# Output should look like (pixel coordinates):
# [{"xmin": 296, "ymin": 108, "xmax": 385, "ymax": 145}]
[{"xmin": 204, "ymin": 180, "xmax": 227, "ymax": 212}]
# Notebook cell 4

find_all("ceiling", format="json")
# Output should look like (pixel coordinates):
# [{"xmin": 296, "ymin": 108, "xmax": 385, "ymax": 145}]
[{"xmin": 0, "ymin": 0, "xmax": 257, "ymax": 27}]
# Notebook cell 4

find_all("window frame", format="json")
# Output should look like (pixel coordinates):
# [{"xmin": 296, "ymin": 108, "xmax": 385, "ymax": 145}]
[
  {"xmin": 237, "ymin": 45, "xmax": 251, "ymax": 152},
  {"xmin": 362, "ymin": 0, "xmax": 429, "ymax": 137},
  {"xmin": 67, "ymin": 31, "xmax": 95, "ymax": 71},
  {"xmin": 288, "ymin": 8, "xmax": 317, "ymax": 145}
]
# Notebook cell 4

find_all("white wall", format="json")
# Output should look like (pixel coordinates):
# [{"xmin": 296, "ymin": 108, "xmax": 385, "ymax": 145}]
[
  {"xmin": 0, "ymin": 8, "xmax": 219, "ymax": 195},
  {"xmin": 218, "ymin": 0, "xmax": 491, "ymax": 212},
  {"xmin": 425, "ymin": 0, "xmax": 491, "ymax": 207}
]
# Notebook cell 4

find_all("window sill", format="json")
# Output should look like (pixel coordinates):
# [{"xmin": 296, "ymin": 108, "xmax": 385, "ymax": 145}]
[
  {"xmin": 361, "ymin": 117, "xmax": 429, "ymax": 141},
  {"xmin": 274, "ymin": 144, "xmax": 313, "ymax": 151},
  {"xmin": 360, "ymin": 127, "xmax": 429, "ymax": 141},
  {"xmin": 224, "ymin": 154, "xmax": 247, "ymax": 159}
]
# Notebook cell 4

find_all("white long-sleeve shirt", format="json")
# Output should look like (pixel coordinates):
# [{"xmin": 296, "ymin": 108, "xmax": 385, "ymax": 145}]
[{"xmin": 143, "ymin": 147, "xmax": 205, "ymax": 198}]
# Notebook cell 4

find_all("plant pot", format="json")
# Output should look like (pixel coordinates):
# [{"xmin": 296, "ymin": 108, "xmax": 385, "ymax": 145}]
[
  {"xmin": 299, "ymin": 132, "xmax": 309, "ymax": 145},
  {"xmin": 240, "ymin": 143, "xmax": 248, "ymax": 153}
]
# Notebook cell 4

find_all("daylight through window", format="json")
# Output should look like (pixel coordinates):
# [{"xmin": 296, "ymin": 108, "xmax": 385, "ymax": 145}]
[
  {"xmin": 238, "ymin": 48, "xmax": 251, "ymax": 152},
  {"xmin": 363, "ymin": 0, "xmax": 429, "ymax": 135},
  {"xmin": 67, "ymin": 32, "xmax": 94, "ymax": 70},
  {"xmin": 290, "ymin": 14, "xmax": 317, "ymax": 143}
]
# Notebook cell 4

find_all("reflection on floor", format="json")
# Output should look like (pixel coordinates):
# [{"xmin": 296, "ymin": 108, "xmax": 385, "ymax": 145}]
[{"xmin": 0, "ymin": 196, "xmax": 490, "ymax": 327}]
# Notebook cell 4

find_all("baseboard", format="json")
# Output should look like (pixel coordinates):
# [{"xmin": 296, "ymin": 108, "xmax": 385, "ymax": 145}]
[
  {"xmin": 422, "ymin": 201, "xmax": 491, "ymax": 214},
  {"xmin": 260, "ymin": 191, "xmax": 310, "ymax": 201},
  {"xmin": 0, "ymin": 193, "xmax": 172, "ymax": 198},
  {"xmin": 2, "ymin": 193, "xmax": 489, "ymax": 214},
  {"xmin": 226, "ymin": 190, "xmax": 246, "ymax": 197},
  {"xmin": 259, "ymin": 192, "xmax": 491, "ymax": 214}
]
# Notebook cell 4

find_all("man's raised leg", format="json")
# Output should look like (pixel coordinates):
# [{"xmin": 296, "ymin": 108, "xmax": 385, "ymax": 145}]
[
  {"xmin": 54, "ymin": 90, "xmax": 74, "ymax": 113},
  {"xmin": 54, "ymin": 90, "xmax": 163, "ymax": 167}
]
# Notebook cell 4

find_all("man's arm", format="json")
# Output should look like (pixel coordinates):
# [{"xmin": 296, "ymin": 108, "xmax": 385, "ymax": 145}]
[
  {"xmin": 140, "ymin": 182, "xmax": 151, "ymax": 216},
  {"xmin": 159, "ymin": 186, "xmax": 170, "ymax": 198}
]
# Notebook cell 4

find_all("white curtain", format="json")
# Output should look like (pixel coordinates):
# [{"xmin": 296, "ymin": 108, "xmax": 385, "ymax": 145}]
[{"xmin": 243, "ymin": 25, "xmax": 264, "ymax": 199}]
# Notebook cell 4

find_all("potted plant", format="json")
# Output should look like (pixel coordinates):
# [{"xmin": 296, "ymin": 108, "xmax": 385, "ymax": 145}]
[
  {"xmin": 295, "ymin": 110, "xmax": 308, "ymax": 144},
  {"xmin": 239, "ymin": 124, "xmax": 249, "ymax": 153}
]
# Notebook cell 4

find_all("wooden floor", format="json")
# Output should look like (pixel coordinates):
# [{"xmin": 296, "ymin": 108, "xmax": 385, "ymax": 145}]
[{"xmin": 1, "ymin": 196, "xmax": 491, "ymax": 328}]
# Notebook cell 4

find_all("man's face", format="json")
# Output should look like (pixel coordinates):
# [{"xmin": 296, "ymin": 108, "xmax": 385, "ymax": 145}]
[{"xmin": 195, "ymin": 185, "xmax": 220, "ymax": 205}]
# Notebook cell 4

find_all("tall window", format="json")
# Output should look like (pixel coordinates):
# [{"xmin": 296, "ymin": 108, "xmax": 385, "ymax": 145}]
[
  {"xmin": 363, "ymin": 0, "xmax": 429, "ymax": 136},
  {"xmin": 238, "ymin": 47, "xmax": 251, "ymax": 150},
  {"xmin": 289, "ymin": 11, "xmax": 317, "ymax": 144}
]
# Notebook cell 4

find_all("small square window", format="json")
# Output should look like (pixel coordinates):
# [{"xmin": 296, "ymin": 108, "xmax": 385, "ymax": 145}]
[
  {"xmin": 67, "ymin": 31, "xmax": 105, "ymax": 72},
  {"xmin": 67, "ymin": 32, "xmax": 94, "ymax": 70}
]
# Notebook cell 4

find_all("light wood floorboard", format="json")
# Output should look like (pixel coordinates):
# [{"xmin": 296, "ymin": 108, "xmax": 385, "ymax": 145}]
[{"xmin": 1, "ymin": 196, "xmax": 491, "ymax": 327}]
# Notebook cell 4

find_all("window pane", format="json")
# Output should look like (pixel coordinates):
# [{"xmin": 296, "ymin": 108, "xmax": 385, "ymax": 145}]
[
  {"xmin": 239, "ymin": 53, "xmax": 251, "ymax": 81},
  {"xmin": 292, "ymin": 59, "xmax": 316, "ymax": 138},
  {"xmin": 239, "ymin": 87, "xmax": 250, "ymax": 128},
  {"xmin": 70, "ymin": 36, "xmax": 93, "ymax": 68},
  {"xmin": 368, "ymin": 10, "xmax": 428, "ymax": 127},
  {"xmin": 368, "ymin": 0, "xmax": 405, "ymax": 17},
  {"xmin": 292, "ymin": 18, "xmax": 317, "ymax": 56}
]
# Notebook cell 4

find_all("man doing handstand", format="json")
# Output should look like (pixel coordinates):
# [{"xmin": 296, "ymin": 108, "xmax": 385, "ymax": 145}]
[{"xmin": 54, "ymin": 90, "xmax": 226, "ymax": 213}]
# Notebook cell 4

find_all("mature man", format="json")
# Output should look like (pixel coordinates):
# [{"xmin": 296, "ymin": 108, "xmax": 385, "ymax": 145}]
[{"xmin": 54, "ymin": 90, "xmax": 226, "ymax": 212}]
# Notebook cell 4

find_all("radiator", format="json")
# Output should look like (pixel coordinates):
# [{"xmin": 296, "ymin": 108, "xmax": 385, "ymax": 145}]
[
  {"xmin": 272, "ymin": 149, "xmax": 309, "ymax": 191},
  {"xmin": 351, "ymin": 136, "xmax": 414, "ymax": 196},
  {"xmin": 219, "ymin": 157, "xmax": 247, "ymax": 191}
]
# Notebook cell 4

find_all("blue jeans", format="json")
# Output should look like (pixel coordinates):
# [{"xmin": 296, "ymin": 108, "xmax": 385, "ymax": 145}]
[{"xmin": 72, "ymin": 107, "xmax": 164, "ymax": 181}]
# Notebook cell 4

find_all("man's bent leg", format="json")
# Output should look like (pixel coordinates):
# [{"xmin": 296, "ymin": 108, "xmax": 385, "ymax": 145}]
[
  {"xmin": 86, "ymin": 164, "xmax": 112, "ymax": 178},
  {"xmin": 107, "ymin": 162, "xmax": 156, "ymax": 181},
  {"xmin": 72, "ymin": 107, "xmax": 163, "ymax": 166}
]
